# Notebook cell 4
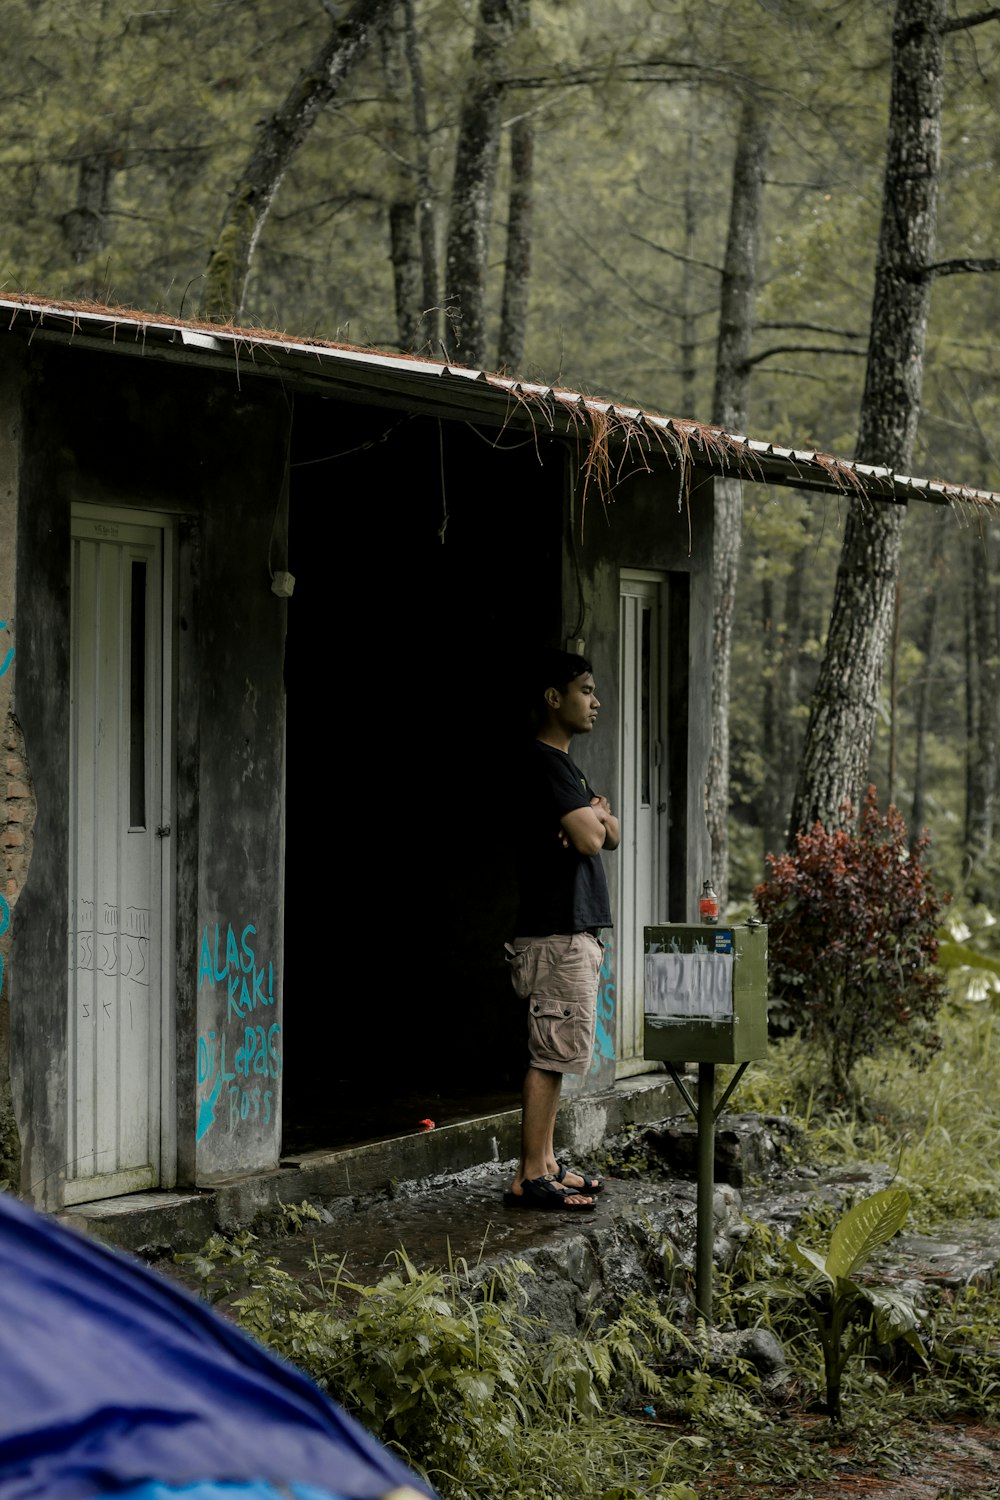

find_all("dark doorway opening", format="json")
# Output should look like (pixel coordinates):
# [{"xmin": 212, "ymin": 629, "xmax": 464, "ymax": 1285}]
[{"xmin": 280, "ymin": 398, "xmax": 564, "ymax": 1154}]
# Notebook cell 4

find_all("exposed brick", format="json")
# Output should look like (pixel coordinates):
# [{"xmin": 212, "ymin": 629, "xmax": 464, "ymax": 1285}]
[{"xmin": 5, "ymin": 781, "xmax": 29, "ymax": 799}]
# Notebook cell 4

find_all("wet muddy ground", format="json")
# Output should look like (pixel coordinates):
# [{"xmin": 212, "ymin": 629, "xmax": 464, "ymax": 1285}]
[
  {"xmin": 690, "ymin": 1419, "xmax": 1000, "ymax": 1499},
  {"xmin": 160, "ymin": 1148, "xmax": 1000, "ymax": 1311},
  {"xmin": 162, "ymin": 1161, "xmax": 691, "ymax": 1304},
  {"xmin": 250, "ymin": 1166, "xmax": 610, "ymax": 1286}
]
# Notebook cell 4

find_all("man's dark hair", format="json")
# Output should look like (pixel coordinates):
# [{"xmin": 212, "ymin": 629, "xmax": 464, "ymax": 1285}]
[{"xmin": 535, "ymin": 647, "xmax": 592, "ymax": 699}]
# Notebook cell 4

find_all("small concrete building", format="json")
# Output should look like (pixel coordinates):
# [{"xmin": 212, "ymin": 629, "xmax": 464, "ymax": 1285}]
[{"xmin": 0, "ymin": 293, "xmax": 993, "ymax": 1216}]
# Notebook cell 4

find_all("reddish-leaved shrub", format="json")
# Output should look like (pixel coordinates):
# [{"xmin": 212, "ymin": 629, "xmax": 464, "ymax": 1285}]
[{"xmin": 753, "ymin": 786, "xmax": 949, "ymax": 1105}]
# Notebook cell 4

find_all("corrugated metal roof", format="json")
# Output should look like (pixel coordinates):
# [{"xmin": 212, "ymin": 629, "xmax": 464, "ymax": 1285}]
[{"xmin": 3, "ymin": 292, "xmax": 998, "ymax": 513}]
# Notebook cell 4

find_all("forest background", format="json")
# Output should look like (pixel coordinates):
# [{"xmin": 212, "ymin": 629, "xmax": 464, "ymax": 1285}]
[{"xmin": 3, "ymin": 0, "xmax": 999, "ymax": 915}]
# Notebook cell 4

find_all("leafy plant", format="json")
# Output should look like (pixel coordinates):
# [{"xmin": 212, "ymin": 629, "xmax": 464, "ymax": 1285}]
[
  {"xmin": 754, "ymin": 786, "xmax": 949, "ymax": 1105},
  {"xmin": 747, "ymin": 1187, "xmax": 925, "ymax": 1422},
  {"xmin": 936, "ymin": 903, "xmax": 1000, "ymax": 1006},
  {"xmin": 173, "ymin": 1229, "xmax": 266, "ymax": 1305},
  {"xmin": 176, "ymin": 1232, "xmax": 709, "ymax": 1499},
  {"xmin": 271, "ymin": 1198, "xmax": 323, "ymax": 1234}
]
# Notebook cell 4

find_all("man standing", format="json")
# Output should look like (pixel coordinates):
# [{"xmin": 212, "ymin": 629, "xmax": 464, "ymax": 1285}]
[{"xmin": 503, "ymin": 649, "xmax": 619, "ymax": 1212}]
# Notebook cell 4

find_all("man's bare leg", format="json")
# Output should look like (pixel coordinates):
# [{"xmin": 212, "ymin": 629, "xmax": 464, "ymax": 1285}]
[
  {"xmin": 540, "ymin": 1090, "xmax": 603, "ymax": 1193},
  {"xmin": 511, "ymin": 1065, "xmax": 592, "ymax": 1203}
]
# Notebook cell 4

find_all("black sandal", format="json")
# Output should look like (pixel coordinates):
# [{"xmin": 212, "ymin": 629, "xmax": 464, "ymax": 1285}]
[
  {"xmin": 556, "ymin": 1164, "xmax": 603, "ymax": 1194},
  {"xmin": 502, "ymin": 1175, "xmax": 597, "ymax": 1212}
]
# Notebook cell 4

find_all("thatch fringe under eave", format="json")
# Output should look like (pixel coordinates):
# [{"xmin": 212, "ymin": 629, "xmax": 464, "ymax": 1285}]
[{"xmin": 2, "ymin": 290, "xmax": 999, "ymax": 519}]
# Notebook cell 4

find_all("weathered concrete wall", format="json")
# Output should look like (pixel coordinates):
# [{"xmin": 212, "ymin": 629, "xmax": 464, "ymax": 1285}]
[
  {"xmin": 0, "ymin": 348, "xmax": 29, "ymax": 1193},
  {"xmin": 9, "ymin": 352, "xmax": 72, "ymax": 1210},
  {"xmin": 192, "ymin": 385, "xmax": 288, "ymax": 1182},
  {"xmin": 684, "ymin": 475, "xmax": 716, "ymax": 920},
  {"xmin": 173, "ymin": 514, "xmax": 201, "ymax": 1186},
  {"xmin": 6, "ymin": 343, "xmax": 289, "ymax": 1201}
]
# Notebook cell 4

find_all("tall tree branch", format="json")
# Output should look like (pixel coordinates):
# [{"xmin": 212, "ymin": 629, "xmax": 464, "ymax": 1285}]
[
  {"xmin": 746, "ymin": 344, "xmax": 867, "ymax": 366},
  {"xmin": 927, "ymin": 256, "xmax": 1000, "ymax": 275},
  {"xmin": 942, "ymin": 7, "xmax": 1000, "ymax": 29},
  {"xmin": 201, "ymin": 0, "xmax": 399, "ymax": 324}
]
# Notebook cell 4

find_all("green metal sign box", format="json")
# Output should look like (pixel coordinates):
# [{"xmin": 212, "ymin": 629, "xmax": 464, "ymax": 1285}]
[{"xmin": 643, "ymin": 923, "xmax": 768, "ymax": 1065}]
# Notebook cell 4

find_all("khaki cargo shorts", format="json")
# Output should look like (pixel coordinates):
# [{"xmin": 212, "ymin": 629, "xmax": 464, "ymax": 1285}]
[{"xmin": 505, "ymin": 931, "xmax": 604, "ymax": 1075}]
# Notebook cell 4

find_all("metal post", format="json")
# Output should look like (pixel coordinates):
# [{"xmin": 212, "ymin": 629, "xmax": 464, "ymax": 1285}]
[
  {"xmin": 663, "ymin": 1054, "xmax": 751, "ymax": 1325},
  {"xmin": 696, "ymin": 1061, "xmax": 716, "ymax": 1323}
]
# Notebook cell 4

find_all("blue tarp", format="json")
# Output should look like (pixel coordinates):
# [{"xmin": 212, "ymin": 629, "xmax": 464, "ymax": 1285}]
[{"xmin": 0, "ymin": 1191, "xmax": 437, "ymax": 1500}]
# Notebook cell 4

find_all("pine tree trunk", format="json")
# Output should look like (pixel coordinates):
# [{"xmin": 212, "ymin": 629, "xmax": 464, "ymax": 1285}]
[
  {"xmin": 909, "ymin": 507, "xmax": 948, "ymax": 846},
  {"xmin": 680, "ymin": 123, "xmax": 699, "ymax": 420},
  {"xmin": 761, "ymin": 537, "xmax": 808, "ymax": 859},
  {"xmin": 761, "ymin": 575, "xmax": 781, "ymax": 856},
  {"xmin": 389, "ymin": 200, "xmax": 423, "ymax": 351},
  {"xmin": 401, "ymin": 0, "xmax": 439, "ymax": 352},
  {"xmin": 497, "ymin": 104, "xmax": 533, "ymax": 373},
  {"xmin": 444, "ymin": 0, "xmax": 521, "ymax": 368},
  {"xmin": 61, "ymin": 150, "xmax": 117, "ymax": 280},
  {"xmin": 789, "ymin": 0, "xmax": 944, "ymax": 838},
  {"xmin": 767, "ymin": 537, "xmax": 803, "ymax": 864},
  {"xmin": 60, "ymin": 0, "xmax": 118, "ymax": 296},
  {"xmin": 887, "ymin": 579, "xmax": 902, "ymax": 806},
  {"xmin": 201, "ymin": 0, "xmax": 399, "ymax": 324},
  {"xmin": 384, "ymin": 8, "xmax": 423, "ymax": 350},
  {"xmin": 706, "ymin": 96, "xmax": 769, "ymax": 909},
  {"xmin": 964, "ymin": 522, "xmax": 999, "ymax": 888}
]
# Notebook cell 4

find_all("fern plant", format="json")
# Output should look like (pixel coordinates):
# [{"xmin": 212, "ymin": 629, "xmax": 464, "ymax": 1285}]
[{"xmin": 743, "ymin": 1187, "xmax": 926, "ymax": 1421}]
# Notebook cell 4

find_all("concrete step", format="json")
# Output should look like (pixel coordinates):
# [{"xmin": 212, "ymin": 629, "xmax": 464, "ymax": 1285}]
[{"xmin": 59, "ymin": 1072, "xmax": 682, "ymax": 1258}]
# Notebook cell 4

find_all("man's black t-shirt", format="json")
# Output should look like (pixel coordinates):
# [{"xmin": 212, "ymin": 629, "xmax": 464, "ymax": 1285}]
[{"xmin": 513, "ymin": 740, "xmax": 613, "ymax": 935}]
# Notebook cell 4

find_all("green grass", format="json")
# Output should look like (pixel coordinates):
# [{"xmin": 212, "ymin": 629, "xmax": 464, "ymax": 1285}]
[{"xmin": 727, "ymin": 995, "xmax": 1000, "ymax": 1229}]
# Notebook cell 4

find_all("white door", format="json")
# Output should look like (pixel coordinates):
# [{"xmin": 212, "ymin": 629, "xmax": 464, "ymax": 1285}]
[
  {"xmin": 617, "ymin": 573, "xmax": 666, "ymax": 1073},
  {"xmin": 67, "ymin": 508, "xmax": 173, "ymax": 1203}
]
